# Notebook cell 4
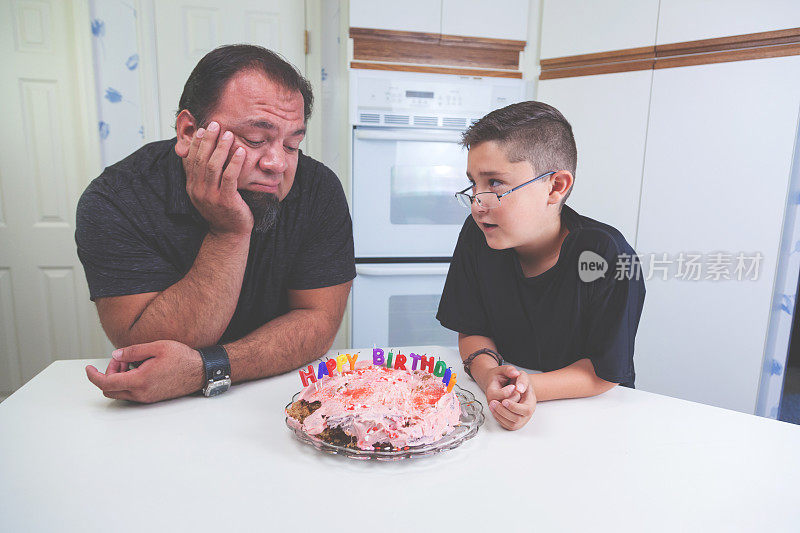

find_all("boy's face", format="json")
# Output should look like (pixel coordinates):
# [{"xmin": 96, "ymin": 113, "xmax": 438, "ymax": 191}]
[{"xmin": 466, "ymin": 141, "xmax": 558, "ymax": 251}]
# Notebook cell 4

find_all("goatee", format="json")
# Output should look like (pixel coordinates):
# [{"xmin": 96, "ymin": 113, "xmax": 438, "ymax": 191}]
[{"xmin": 239, "ymin": 190, "xmax": 280, "ymax": 233}]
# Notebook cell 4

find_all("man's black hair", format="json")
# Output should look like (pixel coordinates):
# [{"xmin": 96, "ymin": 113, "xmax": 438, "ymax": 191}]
[{"xmin": 176, "ymin": 44, "xmax": 313, "ymax": 126}]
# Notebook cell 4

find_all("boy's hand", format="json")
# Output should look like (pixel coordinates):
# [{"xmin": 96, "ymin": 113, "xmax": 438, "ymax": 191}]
[
  {"xmin": 489, "ymin": 372, "xmax": 537, "ymax": 431},
  {"xmin": 482, "ymin": 364, "xmax": 523, "ymax": 406}
]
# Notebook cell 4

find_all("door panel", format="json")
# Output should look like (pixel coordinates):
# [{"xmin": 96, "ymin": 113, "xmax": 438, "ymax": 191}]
[
  {"xmin": 0, "ymin": 0, "xmax": 107, "ymax": 398},
  {"xmin": 153, "ymin": 0, "xmax": 305, "ymax": 139}
]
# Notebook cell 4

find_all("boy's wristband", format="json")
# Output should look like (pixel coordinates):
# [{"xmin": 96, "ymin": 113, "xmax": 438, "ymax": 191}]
[{"xmin": 463, "ymin": 348, "xmax": 503, "ymax": 378}]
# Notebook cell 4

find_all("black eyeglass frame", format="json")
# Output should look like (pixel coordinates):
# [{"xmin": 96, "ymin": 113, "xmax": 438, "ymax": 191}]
[{"xmin": 455, "ymin": 171, "xmax": 557, "ymax": 209}]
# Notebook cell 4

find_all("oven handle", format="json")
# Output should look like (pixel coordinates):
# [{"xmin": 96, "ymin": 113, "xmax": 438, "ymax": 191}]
[
  {"xmin": 354, "ymin": 129, "xmax": 463, "ymax": 143},
  {"xmin": 356, "ymin": 264, "xmax": 451, "ymax": 277}
]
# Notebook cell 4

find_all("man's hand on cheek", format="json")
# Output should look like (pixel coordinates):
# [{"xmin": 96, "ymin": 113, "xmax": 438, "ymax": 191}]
[
  {"xmin": 85, "ymin": 340, "xmax": 205, "ymax": 404},
  {"xmin": 183, "ymin": 121, "xmax": 253, "ymax": 237}
]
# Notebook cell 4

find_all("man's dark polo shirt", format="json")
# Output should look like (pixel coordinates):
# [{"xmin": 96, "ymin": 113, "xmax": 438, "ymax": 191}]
[{"xmin": 76, "ymin": 139, "xmax": 356, "ymax": 344}]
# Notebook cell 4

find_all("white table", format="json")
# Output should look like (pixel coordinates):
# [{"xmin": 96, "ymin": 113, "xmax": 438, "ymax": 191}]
[{"xmin": 2, "ymin": 346, "xmax": 800, "ymax": 532}]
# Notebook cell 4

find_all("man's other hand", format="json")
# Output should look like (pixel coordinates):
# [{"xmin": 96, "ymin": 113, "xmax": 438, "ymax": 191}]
[{"xmin": 85, "ymin": 340, "xmax": 205, "ymax": 403}]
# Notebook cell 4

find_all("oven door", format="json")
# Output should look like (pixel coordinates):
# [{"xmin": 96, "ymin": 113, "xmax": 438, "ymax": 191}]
[
  {"xmin": 351, "ymin": 263, "xmax": 456, "ymax": 348},
  {"xmin": 352, "ymin": 128, "xmax": 469, "ymax": 258}
]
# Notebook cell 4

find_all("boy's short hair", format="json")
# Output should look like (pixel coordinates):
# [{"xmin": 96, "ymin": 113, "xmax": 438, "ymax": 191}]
[{"xmin": 461, "ymin": 101, "xmax": 577, "ymax": 203}]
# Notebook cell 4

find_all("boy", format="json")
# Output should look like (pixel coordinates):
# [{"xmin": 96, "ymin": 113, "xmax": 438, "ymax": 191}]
[{"xmin": 436, "ymin": 101, "xmax": 645, "ymax": 430}]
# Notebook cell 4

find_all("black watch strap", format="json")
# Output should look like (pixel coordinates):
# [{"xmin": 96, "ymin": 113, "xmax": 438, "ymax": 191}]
[{"xmin": 198, "ymin": 345, "xmax": 231, "ymax": 396}]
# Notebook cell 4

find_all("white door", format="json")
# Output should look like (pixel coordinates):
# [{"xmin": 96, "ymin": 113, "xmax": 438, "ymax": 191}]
[
  {"xmin": 634, "ymin": 56, "xmax": 800, "ymax": 414},
  {"xmin": 151, "ymin": 0, "xmax": 306, "ymax": 139},
  {"xmin": 0, "ymin": 0, "xmax": 109, "ymax": 399}
]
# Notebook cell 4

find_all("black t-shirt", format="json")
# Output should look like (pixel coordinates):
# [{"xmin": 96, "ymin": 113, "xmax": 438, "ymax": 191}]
[
  {"xmin": 75, "ymin": 139, "xmax": 356, "ymax": 344},
  {"xmin": 436, "ymin": 206, "xmax": 645, "ymax": 387}
]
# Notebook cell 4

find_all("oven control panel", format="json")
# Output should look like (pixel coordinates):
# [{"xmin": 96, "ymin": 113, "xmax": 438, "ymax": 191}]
[{"xmin": 351, "ymin": 69, "xmax": 526, "ymax": 128}]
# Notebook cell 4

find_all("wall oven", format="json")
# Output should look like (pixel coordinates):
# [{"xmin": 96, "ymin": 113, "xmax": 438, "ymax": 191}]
[{"xmin": 349, "ymin": 69, "xmax": 525, "ymax": 348}]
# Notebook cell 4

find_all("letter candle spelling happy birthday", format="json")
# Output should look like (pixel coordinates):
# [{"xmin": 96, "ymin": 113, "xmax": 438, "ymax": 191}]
[{"xmin": 298, "ymin": 348, "xmax": 457, "ymax": 392}]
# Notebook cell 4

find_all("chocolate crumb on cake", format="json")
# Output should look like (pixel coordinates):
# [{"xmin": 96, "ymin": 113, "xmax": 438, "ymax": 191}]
[
  {"xmin": 286, "ymin": 400, "xmax": 321, "ymax": 424},
  {"xmin": 318, "ymin": 427, "xmax": 357, "ymax": 447}
]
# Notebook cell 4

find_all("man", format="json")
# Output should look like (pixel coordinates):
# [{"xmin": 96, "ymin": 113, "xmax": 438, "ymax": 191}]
[
  {"xmin": 76, "ymin": 45, "xmax": 355, "ymax": 403},
  {"xmin": 437, "ymin": 101, "xmax": 645, "ymax": 430}
]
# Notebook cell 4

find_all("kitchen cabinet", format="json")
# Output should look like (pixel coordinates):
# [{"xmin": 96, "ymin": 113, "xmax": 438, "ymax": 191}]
[
  {"xmin": 634, "ymin": 55, "xmax": 800, "ymax": 413},
  {"xmin": 350, "ymin": 0, "xmax": 530, "ymax": 41},
  {"xmin": 349, "ymin": 0, "xmax": 442, "ymax": 34},
  {"xmin": 441, "ymin": 0, "xmax": 529, "ymax": 41},
  {"xmin": 656, "ymin": 0, "xmax": 800, "ymax": 45},
  {"xmin": 540, "ymin": 0, "xmax": 660, "ymax": 59},
  {"xmin": 537, "ymin": 70, "xmax": 653, "ymax": 245}
]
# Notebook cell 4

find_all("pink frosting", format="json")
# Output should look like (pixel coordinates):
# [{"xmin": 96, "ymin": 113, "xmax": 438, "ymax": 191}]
[{"xmin": 290, "ymin": 364, "xmax": 461, "ymax": 450}]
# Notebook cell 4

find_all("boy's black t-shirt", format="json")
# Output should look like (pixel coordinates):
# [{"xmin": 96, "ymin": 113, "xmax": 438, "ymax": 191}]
[{"xmin": 436, "ymin": 205, "xmax": 645, "ymax": 387}]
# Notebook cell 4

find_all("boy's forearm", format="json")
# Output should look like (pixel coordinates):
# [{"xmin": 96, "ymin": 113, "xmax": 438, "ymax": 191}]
[
  {"xmin": 457, "ymin": 333, "xmax": 500, "ymax": 391},
  {"xmin": 529, "ymin": 358, "xmax": 617, "ymax": 401}
]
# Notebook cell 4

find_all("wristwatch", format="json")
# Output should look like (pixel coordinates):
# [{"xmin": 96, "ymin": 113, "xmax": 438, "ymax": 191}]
[
  {"xmin": 463, "ymin": 348, "xmax": 504, "ymax": 379},
  {"xmin": 198, "ymin": 345, "xmax": 231, "ymax": 397}
]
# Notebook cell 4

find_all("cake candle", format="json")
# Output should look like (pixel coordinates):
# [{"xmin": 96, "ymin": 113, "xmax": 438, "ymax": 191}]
[
  {"xmin": 325, "ymin": 358, "xmax": 337, "ymax": 375},
  {"xmin": 420, "ymin": 355, "xmax": 434, "ymax": 373},
  {"xmin": 299, "ymin": 365, "xmax": 317, "ymax": 387},
  {"xmin": 335, "ymin": 353, "xmax": 348, "ymax": 373},
  {"xmin": 372, "ymin": 348, "xmax": 385, "ymax": 366},
  {"xmin": 446, "ymin": 372, "xmax": 457, "ymax": 393}
]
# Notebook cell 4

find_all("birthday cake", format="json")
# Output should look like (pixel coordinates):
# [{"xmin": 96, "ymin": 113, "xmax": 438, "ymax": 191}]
[{"xmin": 286, "ymin": 350, "xmax": 461, "ymax": 451}]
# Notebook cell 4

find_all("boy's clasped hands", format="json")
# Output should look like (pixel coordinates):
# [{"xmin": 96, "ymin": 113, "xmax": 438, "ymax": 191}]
[{"xmin": 481, "ymin": 365, "xmax": 537, "ymax": 430}]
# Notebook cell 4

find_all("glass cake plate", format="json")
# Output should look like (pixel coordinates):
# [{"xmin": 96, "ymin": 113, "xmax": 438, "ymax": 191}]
[{"xmin": 284, "ymin": 385, "xmax": 485, "ymax": 461}]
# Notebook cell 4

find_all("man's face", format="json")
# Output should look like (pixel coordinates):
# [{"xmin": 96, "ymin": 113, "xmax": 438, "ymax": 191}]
[
  {"xmin": 207, "ymin": 69, "xmax": 306, "ymax": 202},
  {"xmin": 466, "ymin": 141, "xmax": 554, "ymax": 250}
]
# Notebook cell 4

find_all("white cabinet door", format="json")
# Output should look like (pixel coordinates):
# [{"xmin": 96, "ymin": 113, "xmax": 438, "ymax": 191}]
[
  {"xmin": 537, "ymin": 70, "xmax": 653, "ymax": 245},
  {"xmin": 540, "ymin": 0, "xmax": 659, "ymax": 58},
  {"xmin": 153, "ymin": 0, "xmax": 305, "ymax": 140},
  {"xmin": 441, "ymin": 0, "xmax": 529, "ymax": 41},
  {"xmin": 634, "ymin": 56, "xmax": 800, "ymax": 414},
  {"xmin": 657, "ymin": 0, "xmax": 800, "ymax": 45},
  {"xmin": 350, "ymin": 0, "xmax": 442, "ymax": 34}
]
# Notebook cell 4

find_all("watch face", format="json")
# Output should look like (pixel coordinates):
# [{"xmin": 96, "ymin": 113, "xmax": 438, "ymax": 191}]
[{"xmin": 204, "ymin": 378, "xmax": 231, "ymax": 397}]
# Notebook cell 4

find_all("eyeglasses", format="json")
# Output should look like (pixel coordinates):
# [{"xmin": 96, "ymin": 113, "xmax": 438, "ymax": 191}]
[{"xmin": 454, "ymin": 171, "xmax": 556, "ymax": 209}]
